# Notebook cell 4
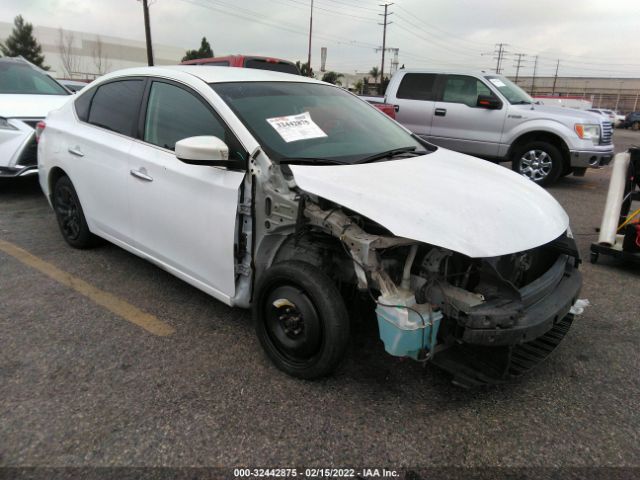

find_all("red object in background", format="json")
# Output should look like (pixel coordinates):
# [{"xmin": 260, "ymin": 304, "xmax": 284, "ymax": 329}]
[
  {"xmin": 373, "ymin": 102, "xmax": 396, "ymax": 119},
  {"xmin": 181, "ymin": 55, "xmax": 300, "ymax": 76}
]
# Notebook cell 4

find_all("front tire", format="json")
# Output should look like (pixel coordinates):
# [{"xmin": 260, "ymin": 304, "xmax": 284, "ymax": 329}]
[
  {"xmin": 512, "ymin": 141, "xmax": 563, "ymax": 187},
  {"xmin": 52, "ymin": 176, "xmax": 97, "ymax": 249},
  {"xmin": 632, "ymin": 122, "xmax": 640, "ymax": 131},
  {"xmin": 253, "ymin": 261, "xmax": 350, "ymax": 379}
]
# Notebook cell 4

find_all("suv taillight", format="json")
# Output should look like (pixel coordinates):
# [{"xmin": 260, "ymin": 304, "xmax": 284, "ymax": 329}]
[{"xmin": 35, "ymin": 121, "xmax": 46, "ymax": 143}]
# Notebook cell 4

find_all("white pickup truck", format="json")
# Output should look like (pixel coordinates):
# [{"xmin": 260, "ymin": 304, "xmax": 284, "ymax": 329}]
[{"xmin": 369, "ymin": 69, "xmax": 614, "ymax": 186}]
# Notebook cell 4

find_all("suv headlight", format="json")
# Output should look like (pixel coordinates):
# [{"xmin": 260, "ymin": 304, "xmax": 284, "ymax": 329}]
[
  {"xmin": 0, "ymin": 116, "xmax": 18, "ymax": 131},
  {"xmin": 574, "ymin": 124, "xmax": 600, "ymax": 144}
]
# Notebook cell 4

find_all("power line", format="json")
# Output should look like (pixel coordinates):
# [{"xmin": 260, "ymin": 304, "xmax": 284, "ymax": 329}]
[{"xmin": 493, "ymin": 43, "xmax": 509, "ymax": 74}]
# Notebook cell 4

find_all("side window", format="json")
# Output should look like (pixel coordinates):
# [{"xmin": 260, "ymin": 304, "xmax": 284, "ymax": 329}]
[
  {"xmin": 442, "ymin": 75, "xmax": 493, "ymax": 107},
  {"xmin": 88, "ymin": 80, "xmax": 144, "ymax": 135},
  {"xmin": 396, "ymin": 73, "xmax": 437, "ymax": 100},
  {"xmin": 74, "ymin": 88, "xmax": 95, "ymax": 122},
  {"xmin": 143, "ymin": 81, "xmax": 241, "ymax": 157}
]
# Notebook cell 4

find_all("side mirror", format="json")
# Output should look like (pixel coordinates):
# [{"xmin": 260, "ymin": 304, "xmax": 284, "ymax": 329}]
[
  {"xmin": 175, "ymin": 136, "xmax": 233, "ymax": 167},
  {"xmin": 477, "ymin": 95, "xmax": 502, "ymax": 110}
]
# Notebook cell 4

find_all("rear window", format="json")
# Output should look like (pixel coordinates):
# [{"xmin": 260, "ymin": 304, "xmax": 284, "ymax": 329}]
[
  {"xmin": 87, "ymin": 80, "xmax": 144, "ymax": 136},
  {"xmin": 192, "ymin": 60, "xmax": 230, "ymax": 66},
  {"xmin": 396, "ymin": 73, "xmax": 437, "ymax": 101},
  {"xmin": 0, "ymin": 61, "xmax": 69, "ymax": 95},
  {"xmin": 243, "ymin": 59, "xmax": 300, "ymax": 75}
]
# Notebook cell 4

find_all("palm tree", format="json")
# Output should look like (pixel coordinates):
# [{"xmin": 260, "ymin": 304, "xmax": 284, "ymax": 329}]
[
  {"xmin": 321, "ymin": 71, "xmax": 344, "ymax": 85},
  {"xmin": 369, "ymin": 66, "xmax": 380, "ymax": 84}
]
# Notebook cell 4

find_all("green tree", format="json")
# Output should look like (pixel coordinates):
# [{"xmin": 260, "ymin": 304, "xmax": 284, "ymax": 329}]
[
  {"xmin": 181, "ymin": 37, "xmax": 214, "ymax": 62},
  {"xmin": 0, "ymin": 15, "xmax": 48, "ymax": 69},
  {"xmin": 295, "ymin": 60, "xmax": 314, "ymax": 77},
  {"xmin": 368, "ymin": 66, "xmax": 379, "ymax": 84},
  {"xmin": 321, "ymin": 71, "xmax": 343, "ymax": 85}
]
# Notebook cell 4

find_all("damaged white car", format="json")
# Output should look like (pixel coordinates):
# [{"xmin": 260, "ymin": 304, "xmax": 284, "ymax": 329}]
[
  {"xmin": 38, "ymin": 67, "xmax": 582, "ymax": 386},
  {"xmin": 0, "ymin": 57, "xmax": 70, "ymax": 178}
]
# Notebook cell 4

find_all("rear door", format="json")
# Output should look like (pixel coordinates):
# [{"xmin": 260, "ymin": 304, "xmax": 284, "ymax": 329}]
[
  {"xmin": 67, "ymin": 78, "xmax": 145, "ymax": 242},
  {"xmin": 428, "ymin": 74, "xmax": 507, "ymax": 157},
  {"xmin": 389, "ymin": 72, "xmax": 437, "ymax": 138},
  {"xmin": 127, "ymin": 79, "xmax": 246, "ymax": 301}
]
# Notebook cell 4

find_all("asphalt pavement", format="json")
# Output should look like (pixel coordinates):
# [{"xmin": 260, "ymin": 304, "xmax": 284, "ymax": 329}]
[{"xmin": 1, "ymin": 131, "xmax": 639, "ymax": 472}]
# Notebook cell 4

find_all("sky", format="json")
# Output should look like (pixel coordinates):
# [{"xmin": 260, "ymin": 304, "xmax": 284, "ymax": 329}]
[{"xmin": 1, "ymin": 0, "xmax": 640, "ymax": 77}]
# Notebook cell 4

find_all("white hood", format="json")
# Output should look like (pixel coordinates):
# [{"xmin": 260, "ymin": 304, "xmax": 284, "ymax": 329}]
[
  {"xmin": 290, "ymin": 149, "xmax": 569, "ymax": 258},
  {"xmin": 0, "ymin": 94, "xmax": 70, "ymax": 118}
]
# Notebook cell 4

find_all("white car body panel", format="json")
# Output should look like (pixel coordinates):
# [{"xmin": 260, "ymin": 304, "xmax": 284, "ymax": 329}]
[
  {"xmin": 0, "ymin": 94, "xmax": 68, "ymax": 169},
  {"xmin": 290, "ymin": 149, "xmax": 569, "ymax": 258}
]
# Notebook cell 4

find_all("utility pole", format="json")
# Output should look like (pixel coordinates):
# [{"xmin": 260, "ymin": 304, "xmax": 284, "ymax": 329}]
[
  {"xmin": 141, "ymin": 0, "xmax": 154, "ymax": 66},
  {"xmin": 634, "ymin": 91, "xmax": 639, "ymax": 111},
  {"xmin": 307, "ymin": 0, "xmax": 314, "ymax": 76},
  {"xmin": 513, "ymin": 53, "xmax": 527, "ymax": 84},
  {"xmin": 378, "ymin": 3, "xmax": 393, "ymax": 95},
  {"xmin": 551, "ymin": 59, "xmax": 560, "ymax": 95},
  {"xmin": 493, "ymin": 43, "xmax": 509, "ymax": 74},
  {"xmin": 530, "ymin": 55, "xmax": 538, "ymax": 95}
]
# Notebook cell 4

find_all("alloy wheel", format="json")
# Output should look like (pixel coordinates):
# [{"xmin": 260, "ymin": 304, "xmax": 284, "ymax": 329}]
[{"xmin": 519, "ymin": 149, "xmax": 553, "ymax": 182}]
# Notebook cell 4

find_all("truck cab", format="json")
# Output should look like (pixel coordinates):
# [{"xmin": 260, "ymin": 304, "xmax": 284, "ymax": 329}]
[{"xmin": 384, "ymin": 69, "xmax": 614, "ymax": 186}]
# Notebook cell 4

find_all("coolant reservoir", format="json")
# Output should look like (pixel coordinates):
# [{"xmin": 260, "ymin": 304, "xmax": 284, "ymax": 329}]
[{"xmin": 375, "ymin": 290, "xmax": 442, "ymax": 360}]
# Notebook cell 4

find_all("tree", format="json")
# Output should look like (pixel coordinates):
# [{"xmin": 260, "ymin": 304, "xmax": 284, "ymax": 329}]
[
  {"xmin": 57, "ymin": 28, "xmax": 80, "ymax": 78},
  {"xmin": 368, "ymin": 66, "xmax": 379, "ymax": 84},
  {"xmin": 0, "ymin": 15, "xmax": 48, "ymax": 69},
  {"xmin": 182, "ymin": 37, "xmax": 214, "ymax": 62},
  {"xmin": 354, "ymin": 79, "xmax": 363, "ymax": 94},
  {"xmin": 295, "ymin": 60, "xmax": 314, "ymax": 77},
  {"xmin": 321, "ymin": 71, "xmax": 343, "ymax": 85},
  {"xmin": 92, "ymin": 36, "xmax": 111, "ymax": 75}
]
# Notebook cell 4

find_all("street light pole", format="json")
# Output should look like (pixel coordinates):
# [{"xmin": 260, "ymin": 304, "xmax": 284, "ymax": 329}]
[
  {"xmin": 141, "ymin": 0, "xmax": 154, "ymax": 66},
  {"xmin": 307, "ymin": 0, "xmax": 314, "ymax": 76}
]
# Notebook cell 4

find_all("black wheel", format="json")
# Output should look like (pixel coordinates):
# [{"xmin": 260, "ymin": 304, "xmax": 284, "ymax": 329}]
[
  {"xmin": 52, "ymin": 176, "xmax": 97, "ymax": 249},
  {"xmin": 512, "ymin": 141, "xmax": 563, "ymax": 187},
  {"xmin": 632, "ymin": 122, "xmax": 640, "ymax": 131},
  {"xmin": 253, "ymin": 261, "xmax": 350, "ymax": 379}
]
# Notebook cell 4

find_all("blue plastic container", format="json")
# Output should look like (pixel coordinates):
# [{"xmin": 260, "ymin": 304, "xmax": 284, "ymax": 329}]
[{"xmin": 376, "ymin": 298, "xmax": 442, "ymax": 359}]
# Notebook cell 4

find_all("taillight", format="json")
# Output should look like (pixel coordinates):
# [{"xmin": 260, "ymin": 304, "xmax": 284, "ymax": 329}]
[{"xmin": 35, "ymin": 121, "xmax": 46, "ymax": 143}]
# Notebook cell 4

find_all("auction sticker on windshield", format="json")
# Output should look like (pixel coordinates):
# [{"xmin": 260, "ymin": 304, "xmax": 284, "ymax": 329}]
[
  {"xmin": 489, "ymin": 78, "xmax": 506, "ymax": 87},
  {"xmin": 266, "ymin": 112, "xmax": 328, "ymax": 143}
]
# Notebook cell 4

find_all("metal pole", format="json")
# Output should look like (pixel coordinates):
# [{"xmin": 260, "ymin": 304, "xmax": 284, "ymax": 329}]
[
  {"xmin": 634, "ymin": 91, "xmax": 638, "ymax": 111},
  {"xmin": 551, "ymin": 59, "xmax": 560, "ymax": 95},
  {"xmin": 307, "ymin": 0, "xmax": 313, "ymax": 76},
  {"xmin": 530, "ymin": 55, "xmax": 538, "ymax": 95},
  {"xmin": 142, "ymin": 0, "xmax": 154, "ymax": 66},
  {"xmin": 379, "ymin": 3, "xmax": 393, "ymax": 95}
]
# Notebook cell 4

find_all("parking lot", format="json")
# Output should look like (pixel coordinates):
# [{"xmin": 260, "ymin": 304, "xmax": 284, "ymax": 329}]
[{"xmin": 1, "ymin": 130, "xmax": 639, "ymax": 470}]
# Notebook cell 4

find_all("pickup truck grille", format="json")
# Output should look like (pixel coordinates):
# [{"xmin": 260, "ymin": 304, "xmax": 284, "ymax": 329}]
[{"xmin": 600, "ymin": 121, "xmax": 613, "ymax": 145}]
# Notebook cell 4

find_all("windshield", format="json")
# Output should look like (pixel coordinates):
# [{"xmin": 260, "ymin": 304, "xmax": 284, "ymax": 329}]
[
  {"xmin": 210, "ymin": 81, "xmax": 426, "ymax": 164},
  {"xmin": 484, "ymin": 75, "xmax": 533, "ymax": 105},
  {"xmin": 0, "ymin": 61, "xmax": 69, "ymax": 95}
]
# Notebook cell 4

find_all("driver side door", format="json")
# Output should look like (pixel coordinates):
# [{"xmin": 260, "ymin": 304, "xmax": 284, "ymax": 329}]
[{"xmin": 128, "ymin": 79, "xmax": 247, "ymax": 303}]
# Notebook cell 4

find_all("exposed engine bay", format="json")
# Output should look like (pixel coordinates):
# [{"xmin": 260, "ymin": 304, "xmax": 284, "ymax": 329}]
[{"xmin": 244, "ymin": 152, "xmax": 582, "ymax": 386}]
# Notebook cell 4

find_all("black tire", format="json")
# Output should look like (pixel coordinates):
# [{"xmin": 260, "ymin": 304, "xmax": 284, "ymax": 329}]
[
  {"xmin": 632, "ymin": 122, "xmax": 640, "ymax": 131},
  {"xmin": 511, "ymin": 141, "xmax": 563, "ymax": 187},
  {"xmin": 253, "ymin": 260, "xmax": 350, "ymax": 379},
  {"xmin": 52, "ymin": 175, "xmax": 97, "ymax": 249}
]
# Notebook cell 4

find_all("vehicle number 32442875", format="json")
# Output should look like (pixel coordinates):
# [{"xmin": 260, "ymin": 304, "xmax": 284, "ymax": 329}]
[{"xmin": 233, "ymin": 468, "xmax": 399, "ymax": 478}]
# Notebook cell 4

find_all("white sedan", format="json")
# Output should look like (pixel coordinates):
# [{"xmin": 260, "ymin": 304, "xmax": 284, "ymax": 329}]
[{"xmin": 38, "ymin": 66, "xmax": 582, "ymax": 386}]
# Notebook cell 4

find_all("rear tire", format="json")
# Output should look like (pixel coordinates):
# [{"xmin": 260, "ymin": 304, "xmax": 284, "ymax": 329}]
[
  {"xmin": 253, "ymin": 261, "xmax": 350, "ymax": 379},
  {"xmin": 511, "ymin": 141, "xmax": 563, "ymax": 187},
  {"xmin": 52, "ymin": 176, "xmax": 97, "ymax": 249}
]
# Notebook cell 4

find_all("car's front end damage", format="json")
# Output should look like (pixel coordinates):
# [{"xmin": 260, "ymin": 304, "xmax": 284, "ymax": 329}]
[
  {"xmin": 242, "ymin": 146, "xmax": 582, "ymax": 385},
  {"xmin": 0, "ymin": 116, "xmax": 42, "ymax": 178}
]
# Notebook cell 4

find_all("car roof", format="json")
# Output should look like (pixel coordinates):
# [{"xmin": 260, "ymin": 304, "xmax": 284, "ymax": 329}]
[
  {"xmin": 396, "ymin": 68, "xmax": 495, "ymax": 77},
  {"xmin": 96, "ymin": 65, "xmax": 321, "ymax": 85}
]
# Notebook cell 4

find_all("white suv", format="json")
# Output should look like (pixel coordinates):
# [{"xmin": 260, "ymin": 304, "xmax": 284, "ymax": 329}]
[{"xmin": 0, "ymin": 57, "xmax": 70, "ymax": 178}]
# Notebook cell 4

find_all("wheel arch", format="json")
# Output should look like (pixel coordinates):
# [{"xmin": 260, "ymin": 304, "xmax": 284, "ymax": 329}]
[
  {"xmin": 48, "ymin": 166, "xmax": 69, "ymax": 200},
  {"xmin": 507, "ymin": 131, "xmax": 571, "ymax": 171}
]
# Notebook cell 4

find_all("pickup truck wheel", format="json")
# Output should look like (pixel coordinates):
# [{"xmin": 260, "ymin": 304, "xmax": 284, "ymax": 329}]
[
  {"xmin": 632, "ymin": 122, "xmax": 640, "ymax": 131},
  {"xmin": 52, "ymin": 176, "xmax": 98, "ymax": 249},
  {"xmin": 512, "ymin": 141, "xmax": 563, "ymax": 187},
  {"xmin": 253, "ymin": 261, "xmax": 350, "ymax": 379}
]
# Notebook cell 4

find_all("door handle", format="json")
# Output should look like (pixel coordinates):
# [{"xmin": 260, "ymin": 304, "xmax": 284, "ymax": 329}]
[
  {"xmin": 68, "ymin": 146, "xmax": 84, "ymax": 157},
  {"xmin": 435, "ymin": 108, "xmax": 447, "ymax": 117},
  {"xmin": 130, "ymin": 168, "xmax": 153, "ymax": 182}
]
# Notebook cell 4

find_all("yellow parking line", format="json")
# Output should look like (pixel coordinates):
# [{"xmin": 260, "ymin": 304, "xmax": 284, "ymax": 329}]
[{"xmin": 0, "ymin": 238, "xmax": 175, "ymax": 337}]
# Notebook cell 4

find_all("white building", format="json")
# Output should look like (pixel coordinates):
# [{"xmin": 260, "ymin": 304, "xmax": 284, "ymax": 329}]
[{"xmin": 0, "ymin": 21, "xmax": 187, "ymax": 79}]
